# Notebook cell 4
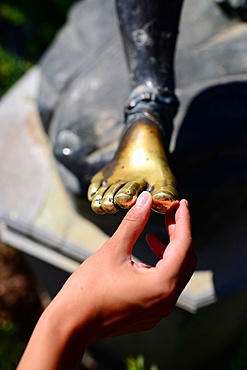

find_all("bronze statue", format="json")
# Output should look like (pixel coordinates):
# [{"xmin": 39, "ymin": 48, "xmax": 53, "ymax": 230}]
[
  {"xmin": 42, "ymin": 0, "xmax": 247, "ymax": 215},
  {"xmin": 88, "ymin": 0, "xmax": 183, "ymax": 214}
]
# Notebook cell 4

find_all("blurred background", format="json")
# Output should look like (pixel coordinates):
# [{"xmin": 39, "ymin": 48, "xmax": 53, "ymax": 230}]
[
  {"xmin": 0, "ymin": 1, "xmax": 71, "ymax": 369},
  {"xmin": 1, "ymin": 1, "xmax": 247, "ymax": 369}
]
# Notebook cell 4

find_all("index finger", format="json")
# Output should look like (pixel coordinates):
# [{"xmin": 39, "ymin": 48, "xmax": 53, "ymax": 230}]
[{"xmin": 109, "ymin": 191, "xmax": 153, "ymax": 259}]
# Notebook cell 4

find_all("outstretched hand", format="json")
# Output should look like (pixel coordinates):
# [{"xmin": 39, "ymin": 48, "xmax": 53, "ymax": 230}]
[
  {"xmin": 70, "ymin": 192, "xmax": 196, "ymax": 338},
  {"xmin": 17, "ymin": 191, "xmax": 197, "ymax": 370}
]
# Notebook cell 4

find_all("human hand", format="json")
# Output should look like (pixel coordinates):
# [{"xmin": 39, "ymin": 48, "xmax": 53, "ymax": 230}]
[
  {"xmin": 17, "ymin": 192, "xmax": 196, "ymax": 370},
  {"xmin": 54, "ymin": 192, "xmax": 196, "ymax": 342}
]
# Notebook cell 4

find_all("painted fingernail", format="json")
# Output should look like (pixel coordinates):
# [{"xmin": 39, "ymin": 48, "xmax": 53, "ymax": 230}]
[{"xmin": 136, "ymin": 191, "xmax": 149, "ymax": 206}]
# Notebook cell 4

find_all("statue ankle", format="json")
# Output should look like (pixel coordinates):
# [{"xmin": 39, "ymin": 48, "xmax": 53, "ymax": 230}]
[{"xmin": 124, "ymin": 84, "xmax": 179, "ymax": 148}]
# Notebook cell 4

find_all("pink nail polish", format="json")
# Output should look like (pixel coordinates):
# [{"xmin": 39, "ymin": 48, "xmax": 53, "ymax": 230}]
[{"xmin": 136, "ymin": 191, "xmax": 149, "ymax": 206}]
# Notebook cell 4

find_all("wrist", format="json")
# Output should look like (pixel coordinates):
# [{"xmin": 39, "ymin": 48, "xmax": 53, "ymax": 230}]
[
  {"xmin": 43, "ymin": 292, "xmax": 94, "ymax": 350},
  {"xmin": 30, "ymin": 294, "xmax": 95, "ymax": 369}
]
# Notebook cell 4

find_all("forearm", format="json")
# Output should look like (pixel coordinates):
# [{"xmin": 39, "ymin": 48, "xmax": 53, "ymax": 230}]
[{"xmin": 17, "ymin": 297, "xmax": 90, "ymax": 370}]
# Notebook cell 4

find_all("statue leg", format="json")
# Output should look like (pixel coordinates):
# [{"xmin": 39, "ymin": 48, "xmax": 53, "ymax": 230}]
[{"xmin": 88, "ymin": 0, "xmax": 184, "ymax": 214}]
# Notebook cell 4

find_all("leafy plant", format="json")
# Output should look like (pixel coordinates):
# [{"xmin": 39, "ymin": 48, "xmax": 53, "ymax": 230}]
[
  {"xmin": 0, "ymin": 0, "xmax": 72, "ymax": 96},
  {"xmin": 228, "ymin": 328, "xmax": 247, "ymax": 370},
  {"xmin": 0, "ymin": 43, "xmax": 32, "ymax": 95},
  {"xmin": 0, "ymin": 319, "xmax": 26, "ymax": 370},
  {"xmin": 0, "ymin": 0, "xmax": 72, "ymax": 59},
  {"xmin": 126, "ymin": 355, "xmax": 158, "ymax": 370}
]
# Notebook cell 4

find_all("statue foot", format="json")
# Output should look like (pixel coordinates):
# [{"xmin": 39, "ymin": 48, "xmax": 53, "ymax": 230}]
[{"xmin": 88, "ymin": 112, "xmax": 179, "ymax": 214}]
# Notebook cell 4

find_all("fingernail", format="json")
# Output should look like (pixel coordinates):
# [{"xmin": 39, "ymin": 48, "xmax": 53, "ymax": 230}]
[
  {"xmin": 136, "ymin": 191, "xmax": 149, "ymax": 206},
  {"xmin": 181, "ymin": 199, "xmax": 189, "ymax": 208}
]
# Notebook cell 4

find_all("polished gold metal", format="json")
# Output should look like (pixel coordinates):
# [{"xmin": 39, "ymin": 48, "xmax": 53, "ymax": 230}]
[{"xmin": 88, "ymin": 116, "xmax": 179, "ymax": 214}]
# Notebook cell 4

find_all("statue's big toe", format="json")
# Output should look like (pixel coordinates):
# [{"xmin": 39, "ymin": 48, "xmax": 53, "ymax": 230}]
[{"xmin": 152, "ymin": 185, "xmax": 179, "ymax": 214}]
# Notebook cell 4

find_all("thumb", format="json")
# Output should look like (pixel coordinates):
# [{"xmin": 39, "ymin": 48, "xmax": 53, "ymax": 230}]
[{"xmin": 112, "ymin": 191, "xmax": 153, "ymax": 258}]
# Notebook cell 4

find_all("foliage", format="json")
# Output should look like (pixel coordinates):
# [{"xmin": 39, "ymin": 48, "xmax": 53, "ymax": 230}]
[
  {"xmin": 126, "ymin": 355, "xmax": 158, "ymax": 370},
  {"xmin": 0, "ymin": 43, "xmax": 32, "ymax": 95},
  {"xmin": 228, "ymin": 328, "xmax": 247, "ymax": 370},
  {"xmin": 0, "ymin": 0, "xmax": 72, "ymax": 95},
  {"xmin": 0, "ymin": 319, "xmax": 26, "ymax": 370},
  {"xmin": 0, "ymin": 1, "xmax": 72, "ymax": 58}
]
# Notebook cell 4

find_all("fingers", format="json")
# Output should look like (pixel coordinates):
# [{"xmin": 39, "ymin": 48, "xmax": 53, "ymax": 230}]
[
  {"xmin": 166, "ymin": 199, "xmax": 191, "ymax": 242},
  {"xmin": 156, "ymin": 199, "xmax": 194, "ymax": 277},
  {"xmin": 146, "ymin": 233, "xmax": 166, "ymax": 259},
  {"xmin": 147, "ymin": 199, "xmax": 191, "ymax": 261},
  {"xmin": 111, "ymin": 191, "xmax": 153, "ymax": 259},
  {"xmin": 152, "ymin": 200, "xmax": 196, "ymax": 308}
]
